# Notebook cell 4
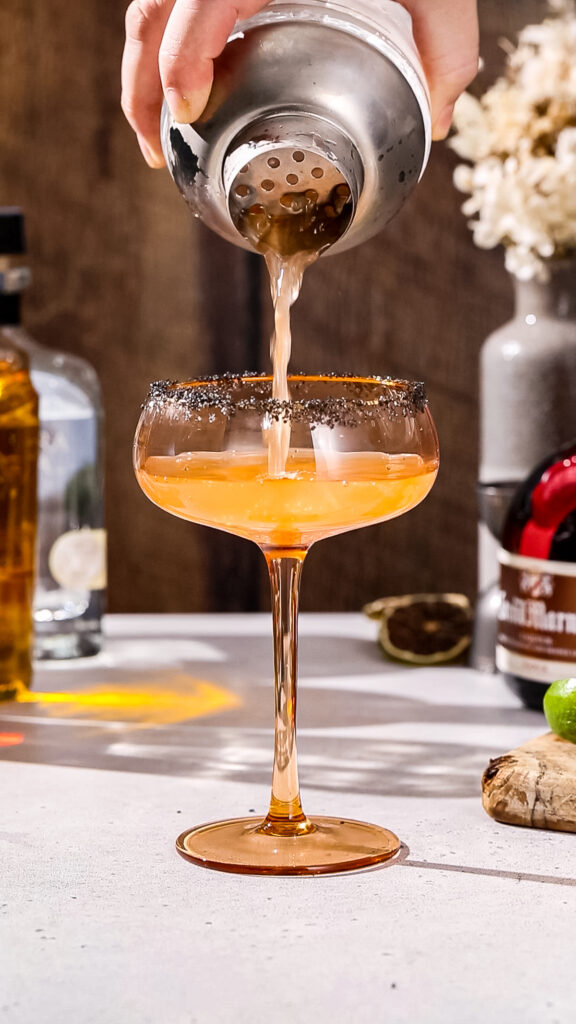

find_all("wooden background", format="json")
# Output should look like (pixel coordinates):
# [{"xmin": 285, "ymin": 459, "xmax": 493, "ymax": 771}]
[{"xmin": 0, "ymin": 0, "xmax": 546, "ymax": 613}]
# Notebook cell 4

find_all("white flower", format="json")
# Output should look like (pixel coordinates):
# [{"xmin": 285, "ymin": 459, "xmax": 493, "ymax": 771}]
[
  {"xmin": 449, "ymin": 1, "xmax": 576, "ymax": 278},
  {"xmin": 451, "ymin": 93, "xmax": 487, "ymax": 161},
  {"xmin": 548, "ymin": 0, "xmax": 575, "ymax": 14},
  {"xmin": 453, "ymin": 163, "xmax": 474, "ymax": 192},
  {"xmin": 556, "ymin": 126, "xmax": 576, "ymax": 161}
]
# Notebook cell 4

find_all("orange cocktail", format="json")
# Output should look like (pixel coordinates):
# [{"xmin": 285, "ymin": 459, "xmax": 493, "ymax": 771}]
[
  {"xmin": 134, "ymin": 374, "xmax": 439, "ymax": 875},
  {"xmin": 137, "ymin": 449, "xmax": 437, "ymax": 550}
]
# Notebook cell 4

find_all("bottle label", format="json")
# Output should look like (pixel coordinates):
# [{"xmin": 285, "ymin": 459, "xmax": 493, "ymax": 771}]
[{"xmin": 496, "ymin": 550, "xmax": 576, "ymax": 682}]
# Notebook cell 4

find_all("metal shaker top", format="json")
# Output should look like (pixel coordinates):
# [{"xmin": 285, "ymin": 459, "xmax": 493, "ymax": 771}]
[
  {"xmin": 254, "ymin": 0, "xmax": 431, "ymax": 143},
  {"xmin": 161, "ymin": 0, "xmax": 431, "ymax": 255}
]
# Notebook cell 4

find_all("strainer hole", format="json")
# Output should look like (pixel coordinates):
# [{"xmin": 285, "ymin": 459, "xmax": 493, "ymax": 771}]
[
  {"xmin": 260, "ymin": 179, "xmax": 275, "ymax": 192},
  {"xmin": 235, "ymin": 184, "xmax": 251, "ymax": 198},
  {"xmin": 267, "ymin": 157, "xmax": 280, "ymax": 169},
  {"xmin": 311, "ymin": 167, "xmax": 324, "ymax": 179},
  {"xmin": 292, "ymin": 151, "xmax": 305, "ymax": 163},
  {"xmin": 286, "ymin": 173, "xmax": 299, "ymax": 185}
]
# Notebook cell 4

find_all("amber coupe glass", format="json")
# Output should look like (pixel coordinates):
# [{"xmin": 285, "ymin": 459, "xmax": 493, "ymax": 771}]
[{"xmin": 134, "ymin": 374, "xmax": 438, "ymax": 874}]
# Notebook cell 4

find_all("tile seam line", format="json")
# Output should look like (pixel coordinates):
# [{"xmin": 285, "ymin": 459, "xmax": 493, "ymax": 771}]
[{"xmin": 401, "ymin": 859, "xmax": 576, "ymax": 887}]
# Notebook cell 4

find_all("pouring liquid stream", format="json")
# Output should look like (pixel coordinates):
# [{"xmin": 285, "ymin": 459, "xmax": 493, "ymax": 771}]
[
  {"xmin": 231, "ymin": 171, "xmax": 354, "ymax": 476},
  {"xmin": 265, "ymin": 250, "xmax": 315, "ymax": 476}
]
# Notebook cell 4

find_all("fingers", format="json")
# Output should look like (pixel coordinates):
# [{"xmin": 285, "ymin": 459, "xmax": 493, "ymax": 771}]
[
  {"xmin": 122, "ymin": 0, "xmax": 478, "ymax": 168},
  {"xmin": 159, "ymin": 0, "xmax": 267, "ymax": 124},
  {"xmin": 121, "ymin": 0, "xmax": 268, "ymax": 165},
  {"xmin": 122, "ymin": 0, "xmax": 174, "ymax": 166},
  {"xmin": 402, "ymin": 0, "xmax": 479, "ymax": 140}
]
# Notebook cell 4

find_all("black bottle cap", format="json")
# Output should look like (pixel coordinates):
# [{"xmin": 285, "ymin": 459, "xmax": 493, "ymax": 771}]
[
  {"xmin": 0, "ymin": 208, "xmax": 25, "ymax": 255},
  {"xmin": 0, "ymin": 294, "xmax": 21, "ymax": 325}
]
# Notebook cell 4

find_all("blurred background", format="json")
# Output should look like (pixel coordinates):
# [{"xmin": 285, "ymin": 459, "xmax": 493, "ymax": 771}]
[{"xmin": 0, "ymin": 0, "xmax": 548, "ymax": 614}]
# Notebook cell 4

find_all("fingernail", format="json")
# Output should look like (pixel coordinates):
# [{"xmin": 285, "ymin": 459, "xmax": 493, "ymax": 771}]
[
  {"xmin": 166, "ymin": 87, "xmax": 210, "ymax": 125},
  {"xmin": 138, "ymin": 136, "xmax": 165, "ymax": 169},
  {"xmin": 432, "ymin": 103, "xmax": 455, "ymax": 141}
]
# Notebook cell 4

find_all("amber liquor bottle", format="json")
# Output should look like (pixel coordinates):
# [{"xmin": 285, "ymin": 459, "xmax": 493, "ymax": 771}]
[
  {"xmin": 0, "ymin": 340, "xmax": 38, "ymax": 699},
  {"xmin": 496, "ymin": 441, "xmax": 576, "ymax": 710}
]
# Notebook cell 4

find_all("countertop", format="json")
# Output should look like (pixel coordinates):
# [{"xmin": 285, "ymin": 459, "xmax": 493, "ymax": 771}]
[{"xmin": 1, "ymin": 613, "xmax": 575, "ymax": 1024}]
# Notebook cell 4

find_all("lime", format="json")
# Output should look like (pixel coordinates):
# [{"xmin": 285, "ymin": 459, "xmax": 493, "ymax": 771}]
[{"xmin": 543, "ymin": 678, "xmax": 576, "ymax": 743}]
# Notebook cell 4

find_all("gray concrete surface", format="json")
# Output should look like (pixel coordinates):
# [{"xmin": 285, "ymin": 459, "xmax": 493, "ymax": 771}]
[{"xmin": 1, "ymin": 614, "xmax": 575, "ymax": 1024}]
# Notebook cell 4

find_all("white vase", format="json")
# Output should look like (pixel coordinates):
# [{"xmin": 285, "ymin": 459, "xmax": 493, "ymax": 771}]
[{"xmin": 480, "ymin": 260, "xmax": 576, "ymax": 490}]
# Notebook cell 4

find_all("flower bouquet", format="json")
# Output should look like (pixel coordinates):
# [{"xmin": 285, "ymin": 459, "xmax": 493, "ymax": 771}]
[{"xmin": 450, "ymin": 0, "xmax": 576, "ymax": 280}]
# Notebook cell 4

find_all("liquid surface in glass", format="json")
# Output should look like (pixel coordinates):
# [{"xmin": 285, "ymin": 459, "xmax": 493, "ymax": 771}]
[{"xmin": 137, "ymin": 449, "xmax": 437, "ymax": 549}]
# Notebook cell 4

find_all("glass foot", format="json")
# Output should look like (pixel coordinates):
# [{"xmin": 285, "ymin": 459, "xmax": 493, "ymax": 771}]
[{"xmin": 176, "ymin": 816, "xmax": 401, "ymax": 875}]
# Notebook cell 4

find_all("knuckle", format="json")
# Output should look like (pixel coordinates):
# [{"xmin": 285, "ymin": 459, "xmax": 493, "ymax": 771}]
[
  {"xmin": 455, "ymin": 56, "xmax": 481, "ymax": 91},
  {"xmin": 437, "ymin": 55, "xmax": 480, "ymax": 103},
  {"xmin": 121, "ymin": 91, "xmax": 159, "ymax": 132},
  {"xmin": 120, "ymin": 92, "xmax": 139, "ymax": 129},
  {"xmin": 158, "ymin": 49, "xmax": 183, "ymax": 88},
  {"xmin": 125, "ymin": 0, "xmax": 160, "ymax": 43},
  {"xmin": 120, "ymin": 91, "xmax": 134, "ymax": 118}
]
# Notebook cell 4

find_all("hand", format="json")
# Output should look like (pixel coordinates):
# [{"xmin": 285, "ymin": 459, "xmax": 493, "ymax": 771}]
[
  {"xmin": 402, "ymin": 0, "xmax": 479, "ymax": 140},
  {"xmin": 121, "ymin": 0, "xmax": 479, "ymax": 168}
]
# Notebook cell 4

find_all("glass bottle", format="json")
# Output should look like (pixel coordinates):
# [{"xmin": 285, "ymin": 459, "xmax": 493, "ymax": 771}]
[
  {"xmin": 0, "ymin": 208, "xmax": 105, "ymax": 659},
  {"xmin": 474, "ymin": 261, "xmax": 576, "ymax": 673},
  {"xmin": 0, "ymin": 331, "xmax": 38, "ymax": 699},
  {"xmin": 497, "ymin": 440, "xmax": 576, "ymax": 710}
]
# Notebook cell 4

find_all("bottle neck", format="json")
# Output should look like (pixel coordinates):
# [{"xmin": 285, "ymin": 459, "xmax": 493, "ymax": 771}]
[
  {"xmin": 0, "ymin": 336, "xmax": 30, "ymax": 374},
  {"xmin": 0, "ymin": 293, "xmax": 22, "ymax": 326},
  {"xmin": 514, "ymin": 262, "xmax": 576, "ymax": 320}
]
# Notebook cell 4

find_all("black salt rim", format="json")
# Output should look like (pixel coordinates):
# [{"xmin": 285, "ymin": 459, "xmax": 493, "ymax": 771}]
[{"xmin": 144, "ymin": 373, "xmax": 428, "ymax": 425}]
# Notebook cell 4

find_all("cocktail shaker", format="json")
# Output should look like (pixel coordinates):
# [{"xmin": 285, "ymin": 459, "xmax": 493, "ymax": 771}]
[{"xmin": 161, "ymin": 0, "xmax": 431, "ymax": 255}]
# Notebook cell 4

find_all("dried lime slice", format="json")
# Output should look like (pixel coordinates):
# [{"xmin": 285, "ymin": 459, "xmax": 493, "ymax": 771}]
[
  {"xmin": 48, "ymin": 528, "xmax": 107, "ymax": 591},
  {"xmin": 364, "ymin": 593, "xmax": 472, "ymax": 665}
]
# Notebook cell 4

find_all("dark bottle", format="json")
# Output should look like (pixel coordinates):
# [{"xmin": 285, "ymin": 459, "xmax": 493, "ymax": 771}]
[{"xmin": 497, "ymin": 440, "xmax": 576, "ymax": 710}]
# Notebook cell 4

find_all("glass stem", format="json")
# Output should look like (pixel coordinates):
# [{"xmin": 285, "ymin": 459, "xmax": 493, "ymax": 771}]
[{"xmin": 259, "ymin": 552, "xmax": 314, "ymax": 837}]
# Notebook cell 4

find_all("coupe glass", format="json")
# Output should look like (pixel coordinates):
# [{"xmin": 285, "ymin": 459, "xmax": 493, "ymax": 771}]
[{"xmin": 134, "ymin": 374, "xmax": 439, "ymax": 874}]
